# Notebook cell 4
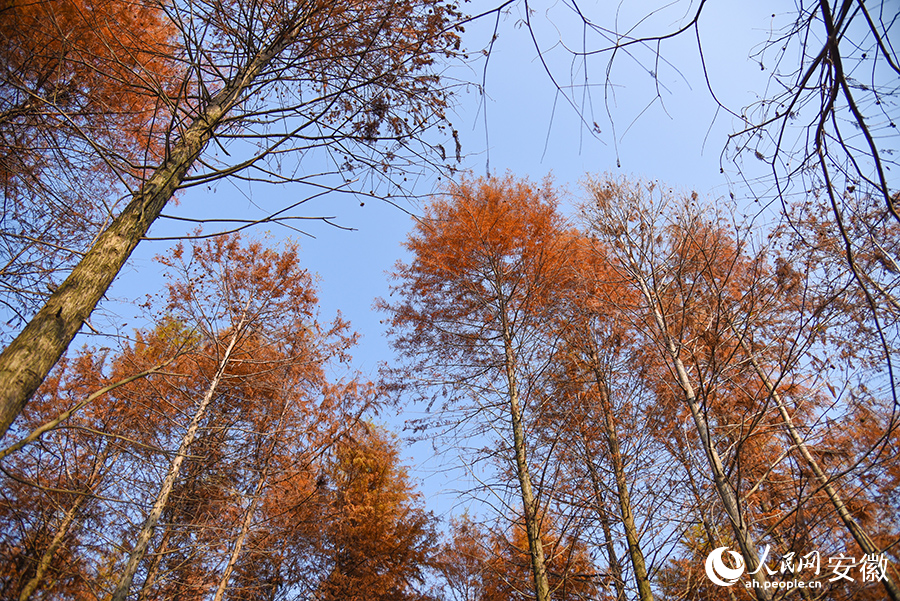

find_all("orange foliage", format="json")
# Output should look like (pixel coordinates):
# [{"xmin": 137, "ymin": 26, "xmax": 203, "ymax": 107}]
[
  {"xmin": 316, "ymin": 424, "xmax": 440, "ymax": 601},
  {"xmin": 0, "ymin": 0, "xmax": 174, "ymax": 180},
  {"xmin": 439, "ymin": 514, "xmax": 600, "ymax": 601}
]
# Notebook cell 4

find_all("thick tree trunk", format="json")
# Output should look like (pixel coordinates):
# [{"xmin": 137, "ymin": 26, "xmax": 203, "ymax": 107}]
[
  {"xmin": 111, "ymin": 321, "xmax": 244, "ymax": 601},
  {"xmin": 500, "ymin": 311, "xmax": 552, "ymax": 601},
  {"xmin": 0, "ymin": 24, "xmax": 301, "ymax": 439},
  {"xmin": 587, "ymin": 348, "xmax": 654, "ymax": 601}
]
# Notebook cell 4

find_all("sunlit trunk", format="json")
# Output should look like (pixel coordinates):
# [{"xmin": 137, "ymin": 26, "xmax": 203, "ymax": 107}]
[
  {"xmin": 587, "ymin": 347, "xmax": 654, "ymax": 601},
  {"xmin": 500, "ymin": 309, "xmax": 552, "ymax": 601},
  {"xmin": 111, "ymin": 318, "xmax": 245, "ymax": 601}
]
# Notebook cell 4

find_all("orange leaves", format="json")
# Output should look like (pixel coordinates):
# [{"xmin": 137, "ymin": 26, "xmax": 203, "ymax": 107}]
[
  {"xmin": 384, "ymin": 174, "xmax": 576, "ymax": 370},
  {"xmin": 0, "ymin": 0, "xmax": 175, "ymax": 157},
  {"xmin": 316, "ymin": 424, "xmax": 439, "ymax": 601},
  {"xmin": 405, "ymin": 174, "xmax": 566, "ymax": 283},
  {"xmin": 439, "ymin": 514, "xmax": 599, "ymax": 601}
]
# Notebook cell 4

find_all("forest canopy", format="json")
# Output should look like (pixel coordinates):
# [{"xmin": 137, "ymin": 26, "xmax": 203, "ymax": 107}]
[{"xmin": 0, "ymin": 0, "xmax": 898, "ymax": 599}]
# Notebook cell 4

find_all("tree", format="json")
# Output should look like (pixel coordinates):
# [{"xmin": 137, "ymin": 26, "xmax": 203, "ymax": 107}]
[
  {"xmin": 436, "ymin": 515, "xmax": 494, "ymax": 601},
  {"xmin": 0, "ymin": 0, "xmax": 175, "ymax": 325},
  {"xmin": 478, "ymin": 0, "xmax": 899, "ymax": 422},
  {"xmin": 108, "ymin": 233, "xmax": 367, "ymax": 600},
  {"xmin": 316, "ymin": 423, "xmax": 441, "ymax": 601},
  {"xmin": 437, "ymin": 513, "xmax": 599, "ymax": 601},
  {"xmin": 582, "ymin": 176, "xmax": 781, "ymax": 600},
  {"xmin": 382, "ymin": 174, "xmax": 579, "ymax": 601},
  {"xmin": 0, "ymin": 324, "xmax": 191, "ymax": 600},
  {"xmin": 581, "ymin": 173, "xmax": 900, "ymax": 600},
  {"xmin": 0, "ymin": 232, "xmax": 392, "ymax": 599},
  {"xmin": 543, "ymin": 313, "xmax": 656, "ymax": 601},
  {"xmin": 0, "ymin": 0, "xmax": 465, "ymax": 437}
]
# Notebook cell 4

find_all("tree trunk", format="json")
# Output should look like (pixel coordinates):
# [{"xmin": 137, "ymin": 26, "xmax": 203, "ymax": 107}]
[
  {"xmin": 686, "ymin": 468, "xmax": 740, "ymax": 601},
  {"xmin": 211, "ymin": 404, "xmax": 287, "ymax": 601},
  {"xmin": 500, "ymin": 310, "xmax": 552, "ymax": 601},
  {"xmin": 587, "ymin": 347, "xmax": 654, "ymax": 601},
  {"xmin": 732, "ymin": 324, "xmax": 900, "ymax": 601},
  {"xmin": 0, "ymin": 22, "xmax": 303, "ymax": 439},
  {"xmin": 211, "ymin": 463, "xmax": 269, "ymax": 601},
  {"xmin": 111, "ymin": 320, "xmax": 244, "ymax": 601},
  {"xmin": 630, "ymin": 271, "xmax": 773, "ymax": 601},
  {"xmin": 17, "ymin": 498, "xmax": 86, "ymax": 601},
  {"xmin": 579, "ymin": 434, "xmax": 626, "ymax": 601},
  {"xmin": 136, "ymin": 526, "xmax": 173, "ymax": 601}
]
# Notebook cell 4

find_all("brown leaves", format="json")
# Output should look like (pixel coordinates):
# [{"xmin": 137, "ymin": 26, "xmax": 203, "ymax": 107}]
[
  {"xmin": 316, "ymin": 424, "xmax": 440, "ymax": 601},
  {"xmin": 383, "ymin": 174, "xmax": 577, "ymax": 374}
]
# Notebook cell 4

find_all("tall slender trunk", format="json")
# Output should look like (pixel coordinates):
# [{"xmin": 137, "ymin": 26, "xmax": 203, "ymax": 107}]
[
  {"xmin": 136, "ymin": 526, "xmax": 173, "ymax": 601},
  {"xmin": 757, "ymin": 499, "xmax": 814, "ymax": 601},
  {"xmin": 629, "ymin": 270, "xmax": 772, "ymax": 601},
  {"xmin": 211, "ymin": 462, "xmax": 270, "ymax": 601},
  {"xmin": 684, "ymin": 466, "xmax": 740, "ymax": 601},
  {"xmin": 731, "ymin": 322, "xmax": 900, "ymax": 601},
  {"xmin": 0, "ymin": 20, "xmax": 305, "ymax": 438},
  {"xmin": 111, "ymin": 319, "xmax": 245, "ymax": 601},
  {"xmin": 586, "ymin": 347, "xmax": 654, "ymax": 601},
  {"xmin": 18, "ymin": 499, "xmax": 86, "ymax": 601},
  {"xmin": 579, "ymin": 434, "xmax": 626, "ymax": 601},
  {"xmin": 499, "ymin": 307, "xmax": 552, "ymax": 601},
  {"xmin": 211, "ymin": 405, "xmax": 287, "ymax": 601}
]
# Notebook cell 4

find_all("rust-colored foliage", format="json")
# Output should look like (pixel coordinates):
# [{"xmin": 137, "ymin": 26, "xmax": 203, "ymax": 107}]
[
  {"xmin": 316, "ymin": 424, "xmax": 440, "ymax": 601},
  {"xmin": 0, "ymin": 0, "xmax": 173, "ymax": 170},
  {"xmin": 382, "ymin": 174, "xmax": 582, "ymax": 601},
  {"xmin": 0, "ymin": 234, "xmax": 413, "ymax": 600},
  {"xmin": 0, "ymin": 0, "xmax": 464, "ymax": 440},
  {"xmin": 382, "ymin": 173, "xmax": 578, "ymax": 409},
  {"xmin": 438, "ymin": 514, "xmax": 600, "ymax": 601},
  {"xmin": 0, "ymin": 0, "xmax": 176, "ymax": 322}
]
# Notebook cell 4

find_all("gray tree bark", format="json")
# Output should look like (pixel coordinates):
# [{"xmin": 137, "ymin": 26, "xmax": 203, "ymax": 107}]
[{"xmin": 0, "ymin": 23, "xmax": 303, "ymax": 439}]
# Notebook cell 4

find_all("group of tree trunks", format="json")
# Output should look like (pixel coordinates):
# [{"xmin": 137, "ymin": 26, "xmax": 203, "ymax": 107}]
[{"xmin": 382, "ymin": 174, "xmax": 899, "ymax": 601}]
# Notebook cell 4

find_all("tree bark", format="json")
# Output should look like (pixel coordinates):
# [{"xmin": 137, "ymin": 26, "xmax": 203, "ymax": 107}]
[
  {"xmin": 587, "ymin": 347, "xmax": 654, "ymax": 601},
  {"xmin": 111, "ymin": 319, "xmax": 244, "ymax": 601},
  {"xmin": 500, "ymin": 307, "xmax": 552, "ymax": 601},
  {"xmin": 579, "ymin": 434, "xmax": 626, "ymax": 601},
  {"xmin": 211, "ymin": 462, "xmax": 269, "ymax": 601},
  {"xmin": 210, "ymin": 404, "xmax": 287, "ymax": 601},
  {"xmin": 629, "ymin": 270, "xmax": 773, "ymax": 601},
  {"xmin": 136, "ymin": 526, "xmax": 172, "ymax": 601},
  {"xmin": 0, "ymin": 22, "xmax": 303, "ymax": 439},
  {"xmin": 732, "ymin": 323, "xmax": 900, "ymax": 601},
  {"xmin": 18, "ymin": 444, "xmax": 115, "ymax": 601}
]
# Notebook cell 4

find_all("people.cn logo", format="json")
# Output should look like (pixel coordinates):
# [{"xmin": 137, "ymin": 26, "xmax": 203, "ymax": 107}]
[{"xmin": 705, "ymin": 546, "xmax": 746, "ymax": 586}]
